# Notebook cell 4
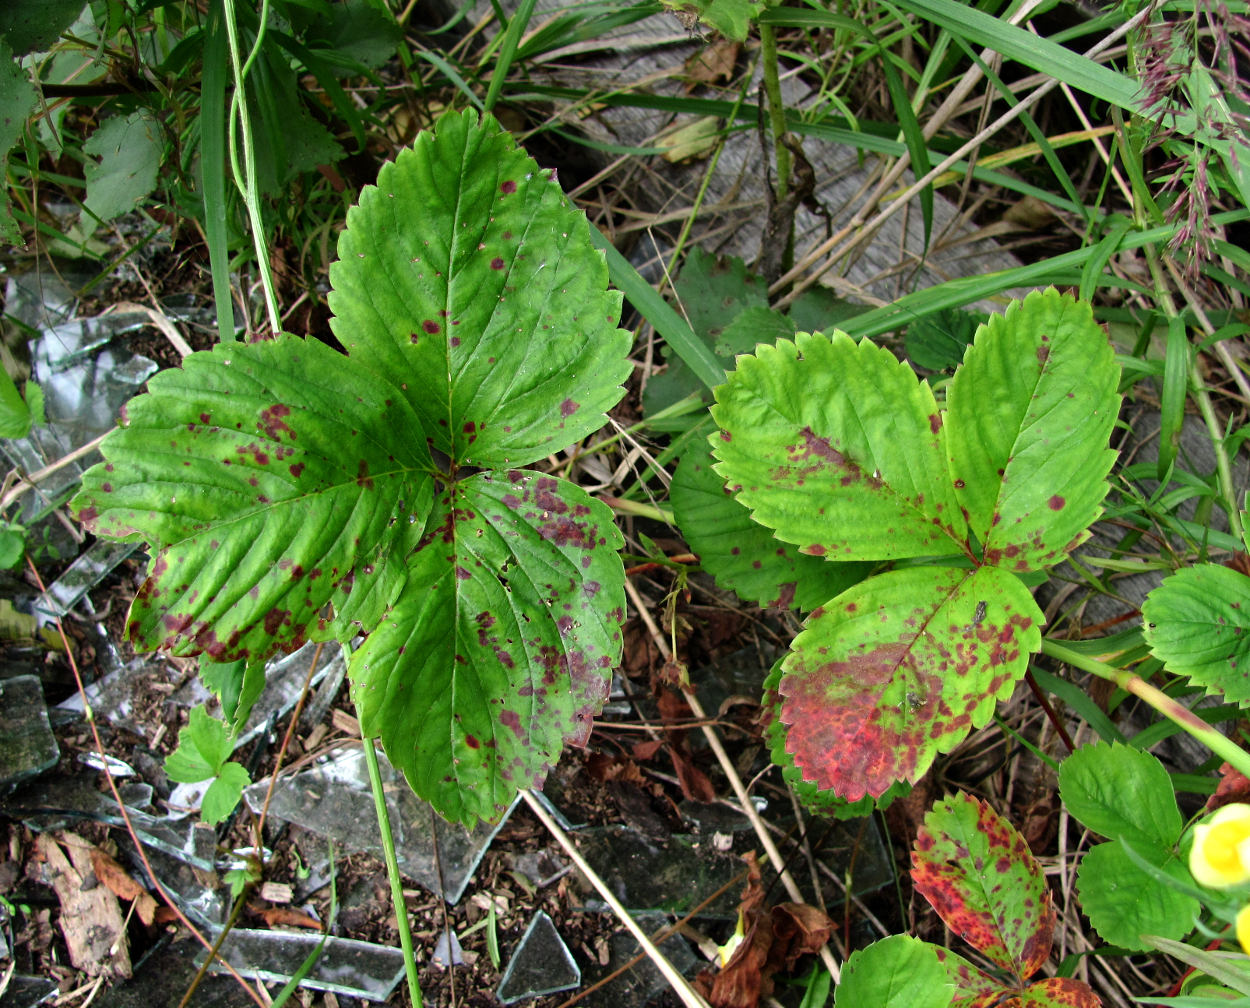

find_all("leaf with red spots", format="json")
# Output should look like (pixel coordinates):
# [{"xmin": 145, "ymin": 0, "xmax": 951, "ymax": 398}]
[
  {"xmin": 327, "ymin": 109, "xmax": 631, "ymax": 470},
  {"xmin": 351, "ymin": 472, "xmax": 624, "ymax": 825},
  {"xmin": 71, "ymin": 110, "xmax": 631, "ymax": 826},
  {"xmin": 710, "ymin": 330, "xmax": 967, "ymax": 563},
  {"xmin": 1142, "ymin": 563, "xmax": 1250, "ymax": 703},
  {"xmin": 912, "ymin": 792, "xmax": 1055, "ymax": 980},
  {"xmin": 779, "ymin": 565, "xmax": 1041, "ymax": 801},
  {"xmin": 933, "ymin": 948, "xmax": 1001, "ymax": 1008},
  {"xmin": 946, "ymin": 289, "xmax": 1120, "ymax": 571},
  {"xmin": 73, "ymin": 336, "xmax": 434, "ymax": 663},
  {"xmin": 1007, "ymin": 978, "xmax": 1102, "ymax": 1007},
  {"xmin": 670, "ymin": 440, "xmax": 869, "ymax": 611},
  {"xmin": 833, "ymin": 935, "xmax": 954, "ymax": 1008}
]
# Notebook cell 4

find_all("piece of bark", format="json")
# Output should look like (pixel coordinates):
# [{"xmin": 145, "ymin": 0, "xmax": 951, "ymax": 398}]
[
  {"xmin": 35, "ymin": 832, "xmax": 132, "ymax": 978},
  {"xmin": 89, "ymin": 847, "xmax": 158, "ymax": 927}
]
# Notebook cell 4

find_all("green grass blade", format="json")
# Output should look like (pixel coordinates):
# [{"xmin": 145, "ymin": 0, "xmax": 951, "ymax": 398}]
[
  {"xmin": 588, "ymin": 226, "xmax": 725, "ymax": 391},
  {"xmin": 1158, "ymin": 316, "xmax": 1189, "ymax": 481},
  {"xmin": 482, "ymin": 0, "xmax": 536, "ymax": 113},
  {"xmin": 202, "ymin": 1, "xmax": 236, "ymax": 343},
  {"xmin": 1079, "ymin": 217, "xmax": 1133, "ymax": 302}
]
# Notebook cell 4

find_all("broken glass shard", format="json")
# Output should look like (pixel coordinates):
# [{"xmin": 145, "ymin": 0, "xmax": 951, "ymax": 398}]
[
  {"xmin": 0, "ymin": 675, "xmax": 59, "ymax": 789},
  {"xmin": 496, "ymin": 911, "xmax": 580, "ymax": 1004},
  {"xmin": 243, "ymin": 746, "xmax": 516, "ymax": 904},
  {"xmin": 0, "ymin": 974, "xmax": 59, "ymax": 1007},
  {"xmin": 33, "ymin": 539, "xmax": 138, "ymax": 620},
  {"xmin": 201, "ymin": 928, "xmax": 406, "ymax": 1000},
  {"xmin": 579, "ymin": 912, "xmax": 698, "ymax": 1008}
]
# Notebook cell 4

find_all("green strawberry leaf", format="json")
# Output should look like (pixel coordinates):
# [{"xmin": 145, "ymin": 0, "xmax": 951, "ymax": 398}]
[
  {"xmin": 1142, "ymin": 564, "xmax": 1250, "ymax": 703},
  {"xmin": 763, "ymin": 660, "xmax": 909, "ymax": 818},
  {"xmin": 711, "ymin": 330, "xmax": 967, "ymax": 563},
  {"xmin": 165, "ymin": 705, "xmax": 234, "ymax": 783},
  {"xmin": 905, "ymin": 307, "xmax": 983, "ymax": 373},
  {"xmin": 670, "ymin": 441, "xmax": 868, "ymax": 611},
  {"xmin": 780, "ymin": 565, "xmax": 1042, "ymax": 800},
  {"xmin": 834, "ymin": 935, "xmax": 954, "ymax": 1008},
  {"xmin": 946, "ymin": 289, "xmax": 1120, "ymax": 571},
  {"xmin": 912, "ymin": 791, "xmax": 1055, "ymax": 978},
  {"xmin": 74, "ymin": 110, "xmax": 631, "ymax": 826},
  {"xmin": 1076, "ymin": 838, "xmax": 1198, "ymax": 950},
  {"xmin": 82, "ymin": 110, "xmax": 164, "ymax": 225},
  {"xmin": 352, "ymin": 471, "xmax": 624, "ymax": 825},
  {"xmin": 199, "ymin": 657, "xmax": 267, "ymax": 733},
  {"xmin": 74, "ymin": 335, "xmax": 433, "ymax": 661},
  {"xmin": 201, "ymin": 762, "xmax": 250, "ymax": 825},
  {"xmin": 1059, "ymin": 742, "xmax": 1182, "ymax": 849},
  {"xmin": 328, "ymin": 109, "xmax": 630, "ymax": 471}
]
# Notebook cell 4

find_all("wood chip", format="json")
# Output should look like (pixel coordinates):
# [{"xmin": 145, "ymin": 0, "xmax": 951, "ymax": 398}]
[
  {"xmin": 260, "ymin": 881, "xmax": 293, "ymax": 904},
  {"xmin": 35, "ymin": 832, "xmax": 132, "ymax": 978}
]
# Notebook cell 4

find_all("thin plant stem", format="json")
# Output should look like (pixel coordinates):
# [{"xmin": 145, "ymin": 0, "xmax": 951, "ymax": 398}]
[
  {"xmin": 759, "ymin": 22, "xmax": 790, "ymax": 200},
  {"xmin": 360, "ymin": 729, "xmax": 423, "ymax": 1007},
  {"xmin": 220, "ymin": 0, "xmax": 282, "ymax": 336},
  {"xmin": 1042, "ymin": 639, "xmax": 1250, "ymax": 779}
]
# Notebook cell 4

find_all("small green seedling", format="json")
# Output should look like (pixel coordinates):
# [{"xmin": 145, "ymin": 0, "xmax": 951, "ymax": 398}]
[{"xmin": 164, "ymin": 704, "xmax": 251, "ymax": 825}]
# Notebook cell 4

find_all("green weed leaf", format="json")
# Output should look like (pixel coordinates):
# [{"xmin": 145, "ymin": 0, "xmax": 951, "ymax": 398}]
[
  {"xmin": 74, "ymin": 110, "xmax": 631, "ymax": 825},
  {"xmin": 1059, "ymin": 742, "xmax": 1182, "ymax": 849},
  {"xmin": 1076, "ymin": 839, "xmax": 1198, "ymax": 950},
  {"xmin": 780, "ymin": 566, "xmax": 1041, "ymax": 799},
  {"xmin": 946, "ymin": 290, "xmax": 1120, "ymax": 571},
  {"xmin": 0, "ymin": 367, "xmax": 38, "ymax": 439},
  {"xmin": 0, "ymin": 0, "xmax": 86, "ymax": 55},
  {"xmin": 82, "ymin": 111, "xmax": 165, "ymax": 225},
  {"xmin": 165, "ymin": 705, "xmax": 234, "ymax": 783},
  {"xmin": 711, "ymin": 330, "xmax": 966, "ymax": 563},
  {"xmin": 912, "ymin": 791, "xmax": 1055, "ymax": 978},
  {"xmin": 201, "ymin": 762, "xmax": 250, "ymax": 825},
  {"xmin": 671, "ymin": 441, "xmax": 867, "ymax": 610},
  {"xmin": 834, "ymin": 935, "xmax": 954, "ymax": 1008},
  {"xmin": 1142, "ymin": 564, "xmax": 1250, "ymax": 703}
]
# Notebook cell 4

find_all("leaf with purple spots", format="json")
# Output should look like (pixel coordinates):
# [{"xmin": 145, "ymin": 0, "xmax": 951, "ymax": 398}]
[
  {"xmin": 351, "ymin": 471, "xmax": 624, "ymax": 826},
  {"xmin": 327, "ymin": 108, "xmax": 631, "ymax": 469},
  {"xmin": 710, "ymin": 330, "xmax": 968, "ymax": 563},
  {"xmin": 779, "ymin": 565, "xmax": 1041, "ymax": 801},
  {"xmin": 1007, "ymin": 978, "xmax": 1102, "ymax": 1007},
  {"xmin": 73, "ymin": 335, "xmax": 434, "ymax": 664},
  {"xmin": 912, "ymin": 791, "xmax": 1055, "ymax": 980},
  {"xmin": 946, "ymin": 289, "xmax": 1120, "ymax": 571},
  {"xmin": 670, "ymin": 439, "xmax": 869, "ymax": 611},
  {"xmin": 1142, "ymin": 563, "xmax": 1250, "ymax": 704}
]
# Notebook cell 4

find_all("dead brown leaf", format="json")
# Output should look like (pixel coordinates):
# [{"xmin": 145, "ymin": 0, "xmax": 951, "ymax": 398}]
[
  {"xmin": 35, "ymin": 832, "xmax": 132, "ymax": 979},
  {"xmin": 252, "ymin": 904, "xmax": 324, "ymax": 931},
  {"xmin": 89, "ymin": 847, "xmax": 158, "ymax": 927},
  {"xmin": 683, "ymin": 38, "xmax": 740, "ymax": 89}
]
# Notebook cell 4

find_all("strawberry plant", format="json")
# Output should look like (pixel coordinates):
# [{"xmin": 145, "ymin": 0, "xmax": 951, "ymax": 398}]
[
  {"xmin": 702, "ymin": 289, "xmax": 1122, "ymax": 801},
  {"xmin": 71, "ymin": 109, "xmax": 632, "ymax": 826}
]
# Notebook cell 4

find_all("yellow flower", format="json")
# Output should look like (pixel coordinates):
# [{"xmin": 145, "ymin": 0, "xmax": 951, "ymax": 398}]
[
  {"xmin": 1238, "ymin": 905, "xmax": 1250, "ymax": 956},
  {"xmin": 1190, "ymin": 804, "xmax": 1250, "ymax": 888}
]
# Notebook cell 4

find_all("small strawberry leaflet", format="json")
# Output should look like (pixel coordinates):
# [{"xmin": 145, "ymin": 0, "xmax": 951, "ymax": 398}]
[{"xmin": 73, "ymin": 109, "xmax": 632, "ymax": 825}]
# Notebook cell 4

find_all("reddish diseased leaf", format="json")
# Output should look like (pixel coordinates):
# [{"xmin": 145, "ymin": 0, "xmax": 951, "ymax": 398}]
[
  {"xmin": 779, "ymin": 566, "xmax": 1041, "ymax": 801},
  {"xmin": 1007, "ymin": 978, "xmax": 1102, "ymax": 1007},
  {"xmin": 913, "ymin": 792, "xmax": 1055, "ymax": 980},
  {"xmin": 933, "ymin": 948, "xmax": 1001, "ymax": 1008}
]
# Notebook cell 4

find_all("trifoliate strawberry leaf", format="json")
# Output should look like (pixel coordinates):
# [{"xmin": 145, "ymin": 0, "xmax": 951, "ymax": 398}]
[
  {"xmin": 711, "ymin": 330, "xmax": 967, "ymax": 563},
  {"xmin": 912, "ymin": 791, "xmax": 1055, "ymax": 978},
  {"xmin": 165, "ymin": 705, "xmax": 234, "ymax": 783},
  {"xmin": 779, "ymin": 565, "xmax": 1042, "ymax": 800},
  {"xmin": 352, "ymin": 472, "xmax": 624, "ymax": 825},
  {"xmin": 946, "ymin": 289, "xmax": 1120, "ymax": 571},
  {"xmin": 1059, "ymin": 742, "xmax": 1182, "ymax": 849},
  {"xmin": 834, "ymin": 935, "xmax": 954, "ymax": 1008},
  {"xmin": 199, "ymin": 657, "xmax": 267, "ymax": 733},
  {"xmin": 74, "ymin": 109, "xmax": 631, "ymax": 826},
  {"xmin": 328, "ymin": 109, "xmax": 630, "ymax": 470},
  {"xmin": 1142, "ymin": 564, "xmax": 1250, "ymax": 703},
  {"xmin": 1076, "ymin": 838, "xmax": 1198, "ymax": 950},
  {"xmin": 74, "ymin": 335, "xmax": 433, "ymax": 661},
  {"xmin": 670, "ymin": 441, "xmax": 868, "ymax": 611}
]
